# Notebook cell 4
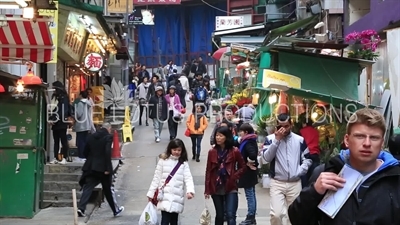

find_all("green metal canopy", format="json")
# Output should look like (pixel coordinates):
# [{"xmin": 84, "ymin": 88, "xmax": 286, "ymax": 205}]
[
  {"xmin": 262, "ymin": 14, "xmax": 322, "ymax": 46},
  {"xmin": 254, "ymin": 87, "xmax": 376, "ymax": 110}
]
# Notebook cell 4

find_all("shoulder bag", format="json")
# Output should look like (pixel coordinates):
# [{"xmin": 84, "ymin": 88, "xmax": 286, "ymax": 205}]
[{"xmin": 151, "ymin": 161, "xmax": 182, "ymax": 205}]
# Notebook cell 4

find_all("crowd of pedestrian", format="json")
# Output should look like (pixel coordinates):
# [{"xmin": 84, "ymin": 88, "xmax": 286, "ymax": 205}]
[{"xmin": 47, "ymin": 60, "xmax": 400, "ymax": 225}]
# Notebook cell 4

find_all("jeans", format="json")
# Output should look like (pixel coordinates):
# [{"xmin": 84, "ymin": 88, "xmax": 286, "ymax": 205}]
[
  {"xmin": 152, "ymin": 118, "xmax": 164, "ymax": 138},
  {"xmin": 212, "ymin": 192, "xmax": 238, "ymax": 225},
  {"xmin": 76, "ymin": 131, "xmax": 89, "ymax": 159},
  {"xmin": 52, "ymin": 129, "xmax": 69, "ymax": 159},
  {"xmin": 244, "ymin": 186, "xmax": 257, "ymax": 216},
  {"xmin": 161, "ymin": 211, "xmax": 179, "ymax": 225},
  {"xmin": 167, "ymin": 110, "xmax": 178, "ymax": 138},
  {"xmin": 190, "ymin": 135, "xmax": 203, "ymax": 155},
  {"xmin": 139, "ymin": 104, "xmax": 148, "ymax": 123},
  {"xmin": 179, "ymin": 90, "xmax": 187, "ymax": 108}
]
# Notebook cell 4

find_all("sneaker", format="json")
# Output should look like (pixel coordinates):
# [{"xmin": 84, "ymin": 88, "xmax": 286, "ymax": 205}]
[
  {"xmin": 155, "ymin": 137, "xmax": 160, "ymax": 143},
  {"xmin": 77, "ymin": 209, "xmax": 86, "ymax": 217},
  {"xmin": 114, "ymin": 206, "xmax": 124, "ymax": 216},
  {"xmin": 59, "ymin": 158, "xmax": 67, "ymax": 165},
  {"xmin": 49, "ymin": 158, "xmax": 58, "ymax": 164}
]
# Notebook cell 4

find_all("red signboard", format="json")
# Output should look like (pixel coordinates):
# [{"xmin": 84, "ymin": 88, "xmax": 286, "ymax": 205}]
[{"xmin": 133, "ymin": 0, "xmax": 181, "ymax": 4}]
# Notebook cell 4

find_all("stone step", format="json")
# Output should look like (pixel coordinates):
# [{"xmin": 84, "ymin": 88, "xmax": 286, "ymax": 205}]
[
  {"xmin": 41, "ymin": 199, "xmax": 76, "ymax": 208},
  {"xmin": 43, "ymin": 181, "xmax": 81, "ymax": 192},
  {"xmin": 44, "ymin": 173, "xmax": 81, "ymax": 182},
  {"xmin": 44, "ymin": 163, "xmax": 83, "ymax": 174},
  {"xmin": 43, "ymin": 190, "xmax": 82, "ymax": 201}
]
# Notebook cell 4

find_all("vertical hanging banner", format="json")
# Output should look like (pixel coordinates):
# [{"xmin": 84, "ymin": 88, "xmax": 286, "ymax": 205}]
[
  {"xmin": 107, "ymin": 0, "xmax": 131, "ymax": 13},
  {"xmin": 133, "ymin": 0, "xmax": 181, "ymax": 4},
  {"xmin": 387, "ymin": 28, "xmax": 400, "ymax": 129},
  {"xmin": 38, "ymin": 1, "xmax": 58, "ymax": 64}
]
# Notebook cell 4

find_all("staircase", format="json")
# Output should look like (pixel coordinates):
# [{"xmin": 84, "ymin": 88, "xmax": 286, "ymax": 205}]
[{"xmin": 42, "ymin": 163, "xmax": 83, "ymax": 208}]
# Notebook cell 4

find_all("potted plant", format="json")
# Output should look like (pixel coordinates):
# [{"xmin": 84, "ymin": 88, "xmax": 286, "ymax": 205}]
[{"xmin": 345, "ymin": 29, "xmax": 381, "ymax": 60}]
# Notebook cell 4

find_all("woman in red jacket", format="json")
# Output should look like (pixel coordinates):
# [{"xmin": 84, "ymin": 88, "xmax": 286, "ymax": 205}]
[{"xmin": 204, "ymin": 126, "xmax": 246, "ymax": 225}]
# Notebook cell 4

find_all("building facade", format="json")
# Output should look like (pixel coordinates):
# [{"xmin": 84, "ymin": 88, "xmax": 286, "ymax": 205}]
[{"xmin": 344, "ymin": 0, "xmax": 400, "ymax": 34}]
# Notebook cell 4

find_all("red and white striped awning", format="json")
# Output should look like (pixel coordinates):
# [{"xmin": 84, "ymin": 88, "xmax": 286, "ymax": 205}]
[{"xmin": 0, "ymin": 15, "xmax": 54, "ymax": 63}]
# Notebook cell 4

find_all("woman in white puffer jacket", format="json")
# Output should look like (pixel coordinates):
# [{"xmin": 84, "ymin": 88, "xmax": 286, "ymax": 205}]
[{"xmin": 147, "ymin": 139, "xmax": 195, "ymax": 225}]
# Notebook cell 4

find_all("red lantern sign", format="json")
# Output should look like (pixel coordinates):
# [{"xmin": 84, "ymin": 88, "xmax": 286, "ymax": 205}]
[{"xmin": 84, "ymin": 53, "xmax": 104, "ymax": 72}]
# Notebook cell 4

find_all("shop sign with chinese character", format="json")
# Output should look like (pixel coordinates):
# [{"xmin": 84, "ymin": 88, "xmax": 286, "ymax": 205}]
[
  {"xmin": 133, "ymin": 0, "xmax": 181, "ymax": 5},
  {"xmin": 84, "ymin": 53, "xmax": 104, "ymax": 72},
  {"xmin": 215, "ymin": 16, "xmax": 244, "ymax": 31}
]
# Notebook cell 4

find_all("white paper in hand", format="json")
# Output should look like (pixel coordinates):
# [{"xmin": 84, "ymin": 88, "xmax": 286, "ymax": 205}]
[{"xmin": 318, "ymin": 164, "xmax": 363, "ymax": 219}]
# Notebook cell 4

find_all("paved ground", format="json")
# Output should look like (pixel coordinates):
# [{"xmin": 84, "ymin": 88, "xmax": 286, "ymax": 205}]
[
  {"xmin": 0, "ymin": 105, "xmax": 275, "ymax": 225},
  {"xmin": 87, "ymin": 108, "xmax": 272, "ymax": 225}
]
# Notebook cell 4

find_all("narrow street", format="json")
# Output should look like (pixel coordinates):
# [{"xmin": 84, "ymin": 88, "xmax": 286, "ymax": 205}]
[{"xmin": 87, "ymin": 111, "xmax": 272, "ymax": 225}]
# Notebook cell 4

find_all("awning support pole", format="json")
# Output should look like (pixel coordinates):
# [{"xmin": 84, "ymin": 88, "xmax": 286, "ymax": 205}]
[{"xmin": 0, "ymin": 44, "xmax": 55, "ymax": 50}]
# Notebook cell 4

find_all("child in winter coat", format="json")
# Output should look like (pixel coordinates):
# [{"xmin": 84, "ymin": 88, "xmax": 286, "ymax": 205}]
[
  {"xmin": 147, "ymin": 139, "xmax": 195, "ymax": 225},
  {"xmin": 186, "ymin": 104, "xmax": 208, "ymax": 162}
]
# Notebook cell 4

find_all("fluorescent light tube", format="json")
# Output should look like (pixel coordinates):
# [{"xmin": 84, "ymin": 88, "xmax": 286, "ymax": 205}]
[{"xmin": 14, "ymin": 0, "xmax": 27, "ymax": 7}]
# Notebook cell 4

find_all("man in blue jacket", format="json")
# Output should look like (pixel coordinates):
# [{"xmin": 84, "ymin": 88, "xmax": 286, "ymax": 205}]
[{"xmin": 288, "ymin": 108, "xmax": 400, "ymax": 225}]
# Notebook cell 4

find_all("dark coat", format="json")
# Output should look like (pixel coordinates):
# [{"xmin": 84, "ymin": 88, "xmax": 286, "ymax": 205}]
[
  {"xmin": 204, "ymin": 147, "xmax": 246, "ymax": 195},
  {"xmin": 49, "ymin": 93, "xmax": 70, "ymax": 130},
  {"xmin": 81, "ymin": 128, "xmax": 113, "ymax": 174},
  {"xmin": 237, "ymin": 138, "xmax": 259, "ymax": 188},
  {"xmin": 146, "ymin": 82, "xmax": 164, "ymax": 100},
  {"xmin": 288, "ymin": 152, "xmax": 400, "ymax": 225},
  {"xmin": 148, "ymin": 94, "xmax": 168, "ymax": 121}
]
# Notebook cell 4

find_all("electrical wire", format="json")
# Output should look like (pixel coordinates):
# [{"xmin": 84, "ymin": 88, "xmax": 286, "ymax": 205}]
[
  {"xmin": 200, "ymin": 0, "xmax": 296, "ymax": 16},
  {"xmin": 329, "ymin": 16, "xmax": 342, "ymax": 34}
]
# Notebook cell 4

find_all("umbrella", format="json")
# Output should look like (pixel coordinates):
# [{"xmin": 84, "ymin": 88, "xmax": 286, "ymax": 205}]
[{"xmin": 212, "ymin": 47, "xmax": 231, "ymax": 60}]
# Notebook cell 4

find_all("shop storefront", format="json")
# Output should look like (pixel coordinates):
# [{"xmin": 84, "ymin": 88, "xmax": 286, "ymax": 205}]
[{"xmin": 57, "ymin": 1, "xmax": 119, "ymax": 104}]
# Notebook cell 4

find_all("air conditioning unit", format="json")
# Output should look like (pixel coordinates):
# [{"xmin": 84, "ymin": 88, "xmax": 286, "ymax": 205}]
[{"xmin": 256, "ymin": 5, "xmax": 266, "ymax": 14}]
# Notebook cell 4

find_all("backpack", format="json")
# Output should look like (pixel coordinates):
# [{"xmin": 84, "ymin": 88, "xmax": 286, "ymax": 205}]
[
  {"xmin": 195, "ymin": 86, "xmax": 207, "ymax": 102},
  {"xmin": 175, "ymin": 82, "xmax": 184, "ymax": 96}
]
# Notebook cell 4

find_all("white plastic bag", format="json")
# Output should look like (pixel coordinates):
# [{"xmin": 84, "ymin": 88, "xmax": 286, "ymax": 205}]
[
  {"xmin": 199, "ymin": 201, "xmax": 211, "ymax": 225},
  {"xmin": 138, "ymin": 202, "xmax": 158, "ymax": 225},
  {"xmin": 262, "ymin": 174, "xmax": 271, "ymax": 189},
  {"xmin": 185, "ymin": 93, "xmax": 191, "ymax": 102}
]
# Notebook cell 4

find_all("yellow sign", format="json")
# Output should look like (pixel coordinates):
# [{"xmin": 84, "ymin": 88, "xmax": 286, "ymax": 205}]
[
  {"xmin": 38, "ymin": 2, "xmax": 58, "ymax": 64},
  {"xmin": 262, "ymin": 69, "xmax": 301, "ymax": 89},
  {"xmin": 91, "ymin": 86, "xmax": 104, "ymax": 124},
  {"xmin": 107, "ymin": 0, "xmax": 131, "ymax": 14},
  {"xmin": 122, "ymin": 106, "xmax": 133, "ymax": 142}
]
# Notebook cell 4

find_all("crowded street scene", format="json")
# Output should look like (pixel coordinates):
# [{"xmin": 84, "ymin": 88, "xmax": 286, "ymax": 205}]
[{"xmin": 1, "ymin": 0, "xmax": 400, "ymax": 225}]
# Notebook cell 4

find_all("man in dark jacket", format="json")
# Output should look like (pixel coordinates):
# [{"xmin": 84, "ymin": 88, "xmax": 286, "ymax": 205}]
[
  {"xmin": 146, "ymin": 74, "xmax": 163, "ymax": 101},
  {"xmin": 49, "ymin": 81, "xmax": 70, "ymax": 165},
  {"xmin": 288, "ymin": 108, "xmax": 400, "ymax": 225},
  {"xmin": 237, "ymin": 123, "xmax": 259, "ymax": 225},
  {"xmin": 148, "ymin": 86, "xmax": 168, "ymax": 143},
  {"xmin": 77, "ymin": 123, "xmax": 124, "ymax": 217},
  {"xmin": 138, "ymin": 65, "xmax": 150, "ymax": 84}
]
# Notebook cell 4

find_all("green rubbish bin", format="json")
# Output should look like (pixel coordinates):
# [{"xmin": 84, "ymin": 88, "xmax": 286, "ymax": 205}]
[{"xmin": 0, "ymin": 81, "xmax": 47, "ymax": 218}]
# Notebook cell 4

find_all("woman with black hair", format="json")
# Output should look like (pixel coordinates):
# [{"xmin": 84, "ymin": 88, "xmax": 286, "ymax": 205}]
[
  {"xmin": 237, "ymin": 123, "xmax": 259, "ymax": 225},
  {"xmin": 204, "ymin": 126, "xmax": 247, "ymax": 225},
  {"xmin": 49, "ymin": 81, "xmax": 70, "ymax": 164}
]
